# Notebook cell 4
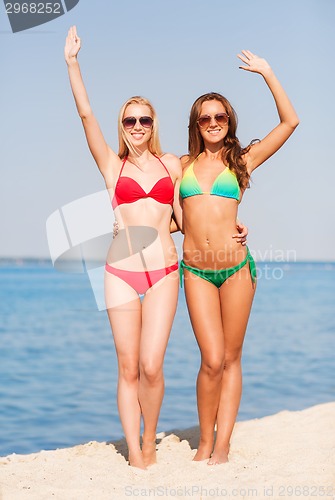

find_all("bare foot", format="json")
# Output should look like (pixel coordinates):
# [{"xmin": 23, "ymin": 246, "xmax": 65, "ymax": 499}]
[
  {"xmin": 207, "ymin": 444, "xmax": 230, "ymax": 465},
  {"xmin": 192, "ymin": 440, "xmax": 213, "ymax": 461},
  {"xmin": 128, "ymin": 450, "xmax": 147, "ymax": 470},
  {"xmin": 142, "ymin": 439, "xmax": 157, "ymax": 467}
]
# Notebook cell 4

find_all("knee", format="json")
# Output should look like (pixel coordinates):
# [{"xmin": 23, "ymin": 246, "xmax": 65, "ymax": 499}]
[
  {"xmin": 119, "ymin": 363, "xmax": 139, "ymax": 384},
  {"xmin": 140, "ymin": 361, "xmax": 163, "ymax": 385},
  {"xmin": 201, "ymin": 357, "xmax": 224, "ymax": 379},
  {"xmin": 223, "ymin": 351, "xmax": 242, "ymax": 371}
]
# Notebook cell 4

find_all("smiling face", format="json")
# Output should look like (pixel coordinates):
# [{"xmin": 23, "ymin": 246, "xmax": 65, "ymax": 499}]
[
  {"xmin": 118, "ymin": 96, "xmax": 162, "ymax": 159},
  {"xmin": 122, "ymin": 103, "xmax": 153, "ymax": 151},
  {"xmin": 188, "ymin": 92, "xmax": 239, "ymax": 161},
  {"xmin": 197, "ymin": 100, "xmax": 229, "ymax": 146}
]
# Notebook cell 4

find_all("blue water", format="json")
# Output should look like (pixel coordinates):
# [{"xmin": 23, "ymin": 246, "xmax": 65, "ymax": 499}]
[{"xmin": 0, "ymin": 260, "xmax": 334, "ymax": 457}]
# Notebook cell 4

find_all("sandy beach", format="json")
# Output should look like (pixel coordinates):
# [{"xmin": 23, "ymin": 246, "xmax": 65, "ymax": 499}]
[{"xmin": 1, "ymin": 402, "xmax": 334, "ymax": 500}]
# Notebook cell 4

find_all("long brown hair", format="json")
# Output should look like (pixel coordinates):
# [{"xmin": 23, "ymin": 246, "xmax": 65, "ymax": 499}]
[
  {"xmin": 188, "ymin": 92, "xmax": 251, "ymax": 190},
  {"xmin": 118, "ymin": 96, "xmax": 162, "ymax": 159}
]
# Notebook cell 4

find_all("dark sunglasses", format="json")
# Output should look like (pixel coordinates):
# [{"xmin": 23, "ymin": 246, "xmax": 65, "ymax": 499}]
[
  {"xmin": 122, "ymin": 116, "xmax": 153, "ymax": 130},
  {"xmin": 197, "ymin": 113, "xmax": 229, "ymax": 129}
]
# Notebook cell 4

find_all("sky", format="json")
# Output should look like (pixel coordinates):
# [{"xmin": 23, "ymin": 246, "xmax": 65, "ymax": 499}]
[{"xmin": 1, "ymin": 0, "xmax": 335, "ymax": 261}]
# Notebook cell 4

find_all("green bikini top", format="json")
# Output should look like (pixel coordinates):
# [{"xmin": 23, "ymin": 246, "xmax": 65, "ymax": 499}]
[{"xmin": 180, "ymin": 156, "xmax": 240, "ymax": 202}]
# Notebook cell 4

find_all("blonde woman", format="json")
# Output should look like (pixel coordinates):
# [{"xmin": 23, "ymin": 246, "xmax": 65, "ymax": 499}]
[{"xmin": 65, "ymin": 26, "xmax": 182, "ymax": 469}]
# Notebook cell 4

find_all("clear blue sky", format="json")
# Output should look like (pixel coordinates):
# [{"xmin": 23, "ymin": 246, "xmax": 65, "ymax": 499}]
[{"xmin": 1, "ymin": 0, "xmax": 334, "ymax": 261}]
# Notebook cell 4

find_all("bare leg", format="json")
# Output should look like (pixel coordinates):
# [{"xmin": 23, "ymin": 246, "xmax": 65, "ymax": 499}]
[
  {"xmin": 184, "ymin": 270, "xmax": 225, "ymax": 461},
  {"xmin": 209, "ymin": 266, "xmax": 256, "ymax": 465},
  {"xmin": 139, "ymin": 270, "xmax": 179, "ymax": 466},
  {"xmin": 105, "ymin": 272, "xmax": 145, "ymax": 469}
]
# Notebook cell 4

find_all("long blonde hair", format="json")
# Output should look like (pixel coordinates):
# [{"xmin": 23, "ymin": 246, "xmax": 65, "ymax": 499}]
[
  {"xmin": 118, "ymin": 96, "xmax": 162, "ymax": 158},
  {"xmin": 188, "ymin": 92, "xmax": 251, "ymax": 190}
]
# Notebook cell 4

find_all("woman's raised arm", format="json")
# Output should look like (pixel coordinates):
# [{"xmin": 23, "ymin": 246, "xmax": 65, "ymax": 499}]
[
  {"xmin": 64, "ymin": 26, "xmax": 119, "ymax": 180},
  {"xmin": 238, "ymin": 50, "xmax": 299, "ymax": 173}
]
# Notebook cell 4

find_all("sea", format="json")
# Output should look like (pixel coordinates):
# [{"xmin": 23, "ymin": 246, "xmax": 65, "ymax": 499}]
[{"xmin": 0, "ymin": 259, "xmax": 334, "ymax": 457}]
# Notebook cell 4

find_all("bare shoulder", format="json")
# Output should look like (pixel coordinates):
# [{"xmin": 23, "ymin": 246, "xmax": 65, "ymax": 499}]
[
  {"xmin": 180, "ymin": 154, "xmax": 191, "ymax": 172},
  {"xmin": 160, "ymin": 153, "xmax": 182, "ymax": 177}
]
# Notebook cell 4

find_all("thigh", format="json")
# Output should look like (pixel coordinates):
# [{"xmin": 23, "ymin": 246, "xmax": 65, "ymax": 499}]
[
  {"xmin": 105, "ymin": 272, "xmax": 142, "ymax": 367},
  {"xmin": 219, "ymin": 265, "xmax": 256, "ymax": 355},
  {"xmin": 184, "ymin": 270, "xmax": 224, "ymax": 362},
  {"xmin": 140, "ymin": 270, "xmax": 179, "ymax": 367}
]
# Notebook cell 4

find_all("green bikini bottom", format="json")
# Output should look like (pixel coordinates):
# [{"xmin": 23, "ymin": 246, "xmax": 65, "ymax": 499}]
[{"xmin": 180, "ymin": 246, "xmax": 257, "ymax": 288}]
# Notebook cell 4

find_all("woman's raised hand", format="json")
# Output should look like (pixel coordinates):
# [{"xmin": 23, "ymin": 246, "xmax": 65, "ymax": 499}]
[
  {"xmin": 64, "ymin": 25, "xmax": 81, "ymax": 65},
  {"xmin": 237, "ymin": 50, "xmax": 271, "ymax": 76}
]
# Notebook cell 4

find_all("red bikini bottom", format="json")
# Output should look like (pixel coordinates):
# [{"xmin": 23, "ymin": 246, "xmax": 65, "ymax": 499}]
[{"xmin": 105, "ymin": 262, "xmax": 178, "ymax": 295}]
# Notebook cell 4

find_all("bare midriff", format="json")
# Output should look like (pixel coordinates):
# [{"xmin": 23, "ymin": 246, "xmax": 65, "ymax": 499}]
[
  {"xmin": 182, "ymin": 195, "xmax": 246, "ymax": 270},
  {"xmin": 107, "ymin": 198, "xmax": 177, "ymax": 271}
]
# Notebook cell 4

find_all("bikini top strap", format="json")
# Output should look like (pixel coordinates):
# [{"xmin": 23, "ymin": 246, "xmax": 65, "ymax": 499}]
[
  {"xmin": 116, "ymin": 156, "xmax": 128, "ymax": 180},
  {"xmin": 154, "ymin": 155, "xmax": 172, "ymax": 180},
  {"xmin": 189, "ymin": 153, "xmax": 202, "ymax": 172}
]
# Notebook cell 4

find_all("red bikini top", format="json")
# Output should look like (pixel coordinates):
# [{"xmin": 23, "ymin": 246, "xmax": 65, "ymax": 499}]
[{"xmin": 112, "ymin": 156, "xmax": 174, "ymax": 209}]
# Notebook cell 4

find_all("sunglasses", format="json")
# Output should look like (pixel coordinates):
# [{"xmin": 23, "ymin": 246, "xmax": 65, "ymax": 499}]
[
  {"xmin": 197, "ymin": 113, "xmax": 229, "ymax": 129},
  {"xmin": 122, "ymin": 116, "xmax": 153, "ymax": 129}
]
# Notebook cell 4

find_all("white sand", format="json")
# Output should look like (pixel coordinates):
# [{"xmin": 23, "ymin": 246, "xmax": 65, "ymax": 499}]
[{"xmin": 1, "ymin": 402, "xmax": 334, "ymax": 500}]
